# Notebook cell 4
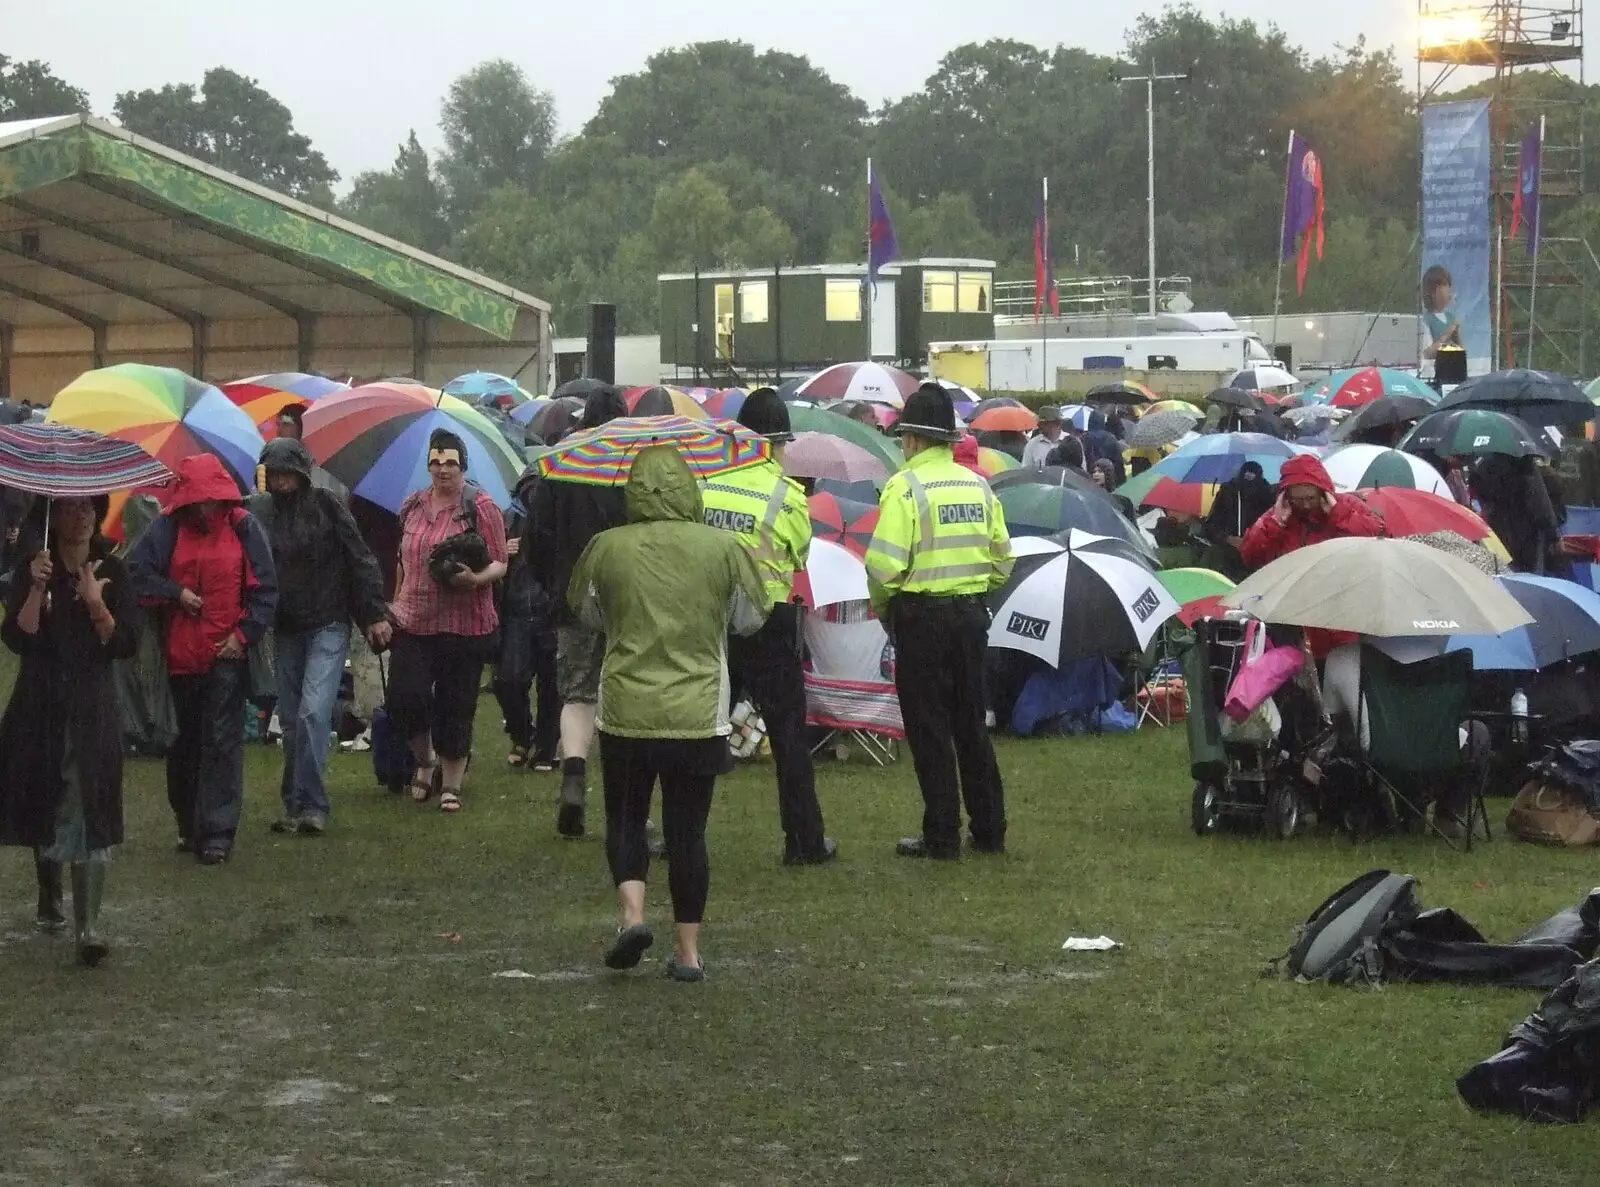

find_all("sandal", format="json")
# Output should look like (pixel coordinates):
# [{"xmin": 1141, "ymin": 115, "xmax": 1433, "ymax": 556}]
[
  {"xmin": 439, "ymin": 789, "xmax": 462, "ymax": 813},
  {"xmin": 410, "ymin": 763, "xmax": 438, "ymax": 804},
  {"xmin": 529, "ymin": 756, "xmax": 558, "ymax": 773},
  {"xmin": 506, "ymin": 745, "xmax": 528, "ymax": 767}
]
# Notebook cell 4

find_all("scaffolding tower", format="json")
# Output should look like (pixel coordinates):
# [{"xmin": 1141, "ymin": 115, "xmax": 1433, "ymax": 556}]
[{"xmin": 1418, "ymin": 0, "xmax": 1586, "ymax": 373}]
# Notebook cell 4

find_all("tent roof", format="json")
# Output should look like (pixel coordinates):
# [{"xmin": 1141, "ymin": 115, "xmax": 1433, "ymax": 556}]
[{"xmin": 0, "ymin": 115, "xmax": 547, "ymax": 340}]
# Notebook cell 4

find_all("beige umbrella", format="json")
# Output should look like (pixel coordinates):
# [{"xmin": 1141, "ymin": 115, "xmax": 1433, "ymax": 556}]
[{"xmin": 1219, "ymin": 536, "xmax": 1533, "ymax": 636}]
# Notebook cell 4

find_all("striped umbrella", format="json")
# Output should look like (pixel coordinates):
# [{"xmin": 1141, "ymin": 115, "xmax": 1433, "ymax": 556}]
[
  {"xmin": 1322, "ymin": 444, "xmax": 1455, "ymax": 498},
  {"xmin": 221, "ymin": 372, "xmax": 349, "ymax": 432},
  {"xmin": 1302, "ymin": 366, "xmax": 1437, "ymax": 409},
  {"xmin": 626, "ymin": 386, "xmax": 709, "ymax": 420},
  {"xmin": 795, "ymin": 362, "xmax": 918, "ymax": 409},
  {"xmin": 442, "ymin": 371, "xmax": 533, "ymax": 410},
  {"xmin": 808, "ymin": 492, "xmax": 880, "ymax": 559},
  {"xmin": 1144, "ymin": 399, "xmax": 1204, "ymax": 418},
  {"xmin": 1085, "ymin": 379, "xmax": 1158, "ymax": 404},
  {"xmin": 972, "ymin": 446, "xmax": 1019, "ymax": 478},
  {"xmin": 701, "ymin": 389, "xmax": 748, "ymax": 419},
  {"xmin": 536, "ymin": 415, "xmax": 769, "ymax": 486},
  {"xmin": 0, "ymin": 423, "xmax": 172, "ymax": 497},
  {"xmin": 48, "ymin": 363, "xmax": 265, "ymax": 491},
  {"xmin": 301, "ymin": 382, "xmax": 525, "ymax": 512},
  {"xmin": 1058, "ymin": 404, "xmax": 1096, "ymax": 431}
]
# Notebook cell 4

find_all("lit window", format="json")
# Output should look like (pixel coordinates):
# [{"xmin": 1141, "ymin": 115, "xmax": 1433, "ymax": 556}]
[
  {"xmin": 740, "ymin": 281, "xmax": 769, "ymax": 324},
  {"xmin": 923, "ymin": 271, "xmax": 957, "ymax": 313},
  {"xmin": 959, "ymin": 272, "xmax": 991, "ymax": 313},
  {"xmin": 825, "ymin": 279, "xmax": 862, "ymax": 322}
]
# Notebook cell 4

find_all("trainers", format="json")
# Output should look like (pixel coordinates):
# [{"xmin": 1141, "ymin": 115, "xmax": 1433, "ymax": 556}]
[
  {"xmin": 269, "ymin": 816, "xmax": 300, "ymax": 834},
  {"xmin": 603, "ymin": 923, "xmax": 653, "ymax": 970},
  {"xmin": 296, "ymin": 813, "xmax": 327, "ymax": 836}
]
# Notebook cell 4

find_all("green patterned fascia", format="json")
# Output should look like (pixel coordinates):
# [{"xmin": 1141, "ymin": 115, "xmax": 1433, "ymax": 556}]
[{"xmin": 0, "ymin": 126, "xmax": 525, "ymax": 339}]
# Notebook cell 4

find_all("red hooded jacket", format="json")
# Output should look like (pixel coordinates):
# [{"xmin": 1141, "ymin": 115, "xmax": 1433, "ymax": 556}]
[
  {"xmin": 952, "ymin": 435, "xmax": 986, "ymax": 477},
  {"xmin": 1238, "ymin": 454, "xmax": 1386, "ymax": 570}
]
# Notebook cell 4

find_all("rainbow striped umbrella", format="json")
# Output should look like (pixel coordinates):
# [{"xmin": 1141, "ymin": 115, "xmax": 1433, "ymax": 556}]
[
  {"xmin": 220, "ymin": 372, "xmax": 348, "ymax": 432},
  {"xmin": 48, "ymin": 363, "xmax": 265, "ymax": 491},
  {"xmin": 302, "ymin": 382, "xmax": 525, "ymax": 512},
  {"xmin": 972, "ymin": 446, "xmax": 1019, "ymax": 478},
  {"xmin": 536, "ymin": 415, "xmax": 769, "ymax": 486},
  {"xmin": 0, "ymin": 423, "xmax": 172, "ymax": 497}
]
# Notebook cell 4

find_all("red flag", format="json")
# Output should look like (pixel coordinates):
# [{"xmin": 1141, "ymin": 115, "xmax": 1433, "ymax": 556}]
[{"xmin": 1033, "ymin": 181, "xmax": 1058, "ymax": 320}]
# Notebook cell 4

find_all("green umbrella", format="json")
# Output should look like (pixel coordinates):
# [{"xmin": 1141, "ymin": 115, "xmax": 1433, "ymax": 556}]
[
  {"xmin": 1399, "ymin": 408, "xmax": 1550, "ymax": 459},
  {"xmin": 1586, "ymin": 376, "xmax": 1600, "ymax": 405},
  {"xmin": 1157, "ymin": 567, "xmax": 1234, "ymax": 605},
  {"xmin": 788, "ymin": 405, "xmax": 902, "ymax": 472}
]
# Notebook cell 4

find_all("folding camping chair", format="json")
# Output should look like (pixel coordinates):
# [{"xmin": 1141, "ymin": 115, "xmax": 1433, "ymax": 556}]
[
  {"xmin": 1349, "ymin": 645, "xmax": 1492, "ymax": 851},
  {"xmin": 1134, "ymin": 622, "xmax": 1187, "ymax": 729},
  {"xmin": 803, "ymin": 600, "xmax": 904, "ymax": 765}
]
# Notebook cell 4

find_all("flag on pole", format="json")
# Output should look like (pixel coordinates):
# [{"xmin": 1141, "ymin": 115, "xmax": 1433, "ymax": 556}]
[
  {"xmin": 1034, "ymin": 179, "xmax": 1059, "ymax": 320},
  {"xmin": 867, "ymin": 161, "xmax": 899, "ymax": 290},
  {"xmin": 1281, "ymin": 132, "xmax": 1325, "ymax": 295},
  {"xmin": 1510, "ymin": 119, "xmax": 1543, "ymax": 256}
]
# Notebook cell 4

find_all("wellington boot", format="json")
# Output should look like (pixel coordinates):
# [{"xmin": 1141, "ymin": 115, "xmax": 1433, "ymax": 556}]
[
  {"xmin": 33, "ymin": 852, "xmax": 64, "ymax": 933},
  {"xmin": 70, "ymin": 861, "xmax": 109, "ymax": 967}
]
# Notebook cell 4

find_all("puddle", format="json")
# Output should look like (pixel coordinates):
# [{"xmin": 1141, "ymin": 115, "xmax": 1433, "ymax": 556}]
[{"xmin": 264, "ymin": 1079, "xmax": 348, "ymax": 1107}]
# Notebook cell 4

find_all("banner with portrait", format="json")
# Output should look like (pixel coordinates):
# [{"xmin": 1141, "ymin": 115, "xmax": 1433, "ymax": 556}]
[{"xmin": 1420, "ymin": 100, "xmax": 1492, "ymax": 379}]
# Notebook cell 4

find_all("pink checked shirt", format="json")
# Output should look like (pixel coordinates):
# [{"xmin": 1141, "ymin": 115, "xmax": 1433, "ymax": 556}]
[{"xmin": 390, "ymin": 488, "xmax": 508, "ymax": 638}]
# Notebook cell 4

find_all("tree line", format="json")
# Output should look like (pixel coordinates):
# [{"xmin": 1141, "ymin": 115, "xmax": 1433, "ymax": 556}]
[{"xmin": 4, "ymin": 5, "xmax": 1597, "ymax": 341}]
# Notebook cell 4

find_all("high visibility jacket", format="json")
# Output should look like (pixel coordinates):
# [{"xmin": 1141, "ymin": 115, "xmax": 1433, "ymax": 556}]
[
  {"xmin": 699, "ymin": 459, "xmax": 811, "ymax": 608},
  {"xmin": 864, "ymin": 445, "xmax": 1013, "ymax": 617}
]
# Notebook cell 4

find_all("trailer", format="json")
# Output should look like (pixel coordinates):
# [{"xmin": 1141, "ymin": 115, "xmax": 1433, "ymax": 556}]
[{"xmin": 930, "ymin": 334, "xmax": 1276, "ymax": 394}]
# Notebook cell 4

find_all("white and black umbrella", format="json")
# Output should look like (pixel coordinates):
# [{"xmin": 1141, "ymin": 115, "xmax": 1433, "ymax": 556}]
[{"xmin": 988, "ymin": 530, "xmax": 1180, "ymax": 667}]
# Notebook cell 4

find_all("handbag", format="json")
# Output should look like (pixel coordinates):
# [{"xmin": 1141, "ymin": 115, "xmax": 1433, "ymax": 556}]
[
  {"xmin": 427, "ymin": 494, "xmax": 491, "ymax": 587},
  {"xmin": 1224, "ymin": 619, "xmax": 1305, "ymax": 724}
]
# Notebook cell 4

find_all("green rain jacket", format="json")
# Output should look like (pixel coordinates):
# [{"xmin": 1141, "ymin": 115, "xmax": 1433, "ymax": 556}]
[{"xmin": 567, "ymin": 446, "xmax": 769, "ymax": 739}]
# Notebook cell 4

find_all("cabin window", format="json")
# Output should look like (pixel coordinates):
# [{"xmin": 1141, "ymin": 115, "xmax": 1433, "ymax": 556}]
[
  {"xmin": 825, "ymin": 279, "xmax": 862, "ymax": 322},
  {"xmin": 959, "ymin": 272, "xmax": 991, "ymax": 313},
  {"xmin": 923, "ymin": 271, "xmax": 957, "ymax": 313},
  {"xmin": 740, "ymin": 281, "xmax": 769, "ymax": 324}
]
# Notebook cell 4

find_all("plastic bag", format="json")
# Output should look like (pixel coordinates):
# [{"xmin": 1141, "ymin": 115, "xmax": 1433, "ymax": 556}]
[
  {"xmin": 1221, "ymin": 695, "xmax": 1281, "ymax": 746},
  {"xmin": 1224, "ymin": 620, "xmax": 1304, "ymax": 723}
]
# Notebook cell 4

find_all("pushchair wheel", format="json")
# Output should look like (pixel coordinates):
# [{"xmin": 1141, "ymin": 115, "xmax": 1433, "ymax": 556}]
[
  {"xmin": 1267, "ymin": 783, "xmax": 1302, "ymax": 840},
  {"xmin": 1191, "ymin": 780, "xmax": 1224, "ymax": 836}
]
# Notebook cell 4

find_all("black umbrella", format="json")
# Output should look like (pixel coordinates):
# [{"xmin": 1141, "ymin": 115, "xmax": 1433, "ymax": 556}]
[
  {"xmin": 1205, "ymin": 387, "xmax": 1259, "ymax": 410},
  {"xmin": 776, "ymin": 376, "xmax": 812, "ymax": 402},
  {"xmin": 1332, "ymin": 395, "xmax": 1436, "ymax": 443},
  {"xmin": 554, "ymin": 377, "xmax": 612, "ymax": 400},
  {"xmin": 1437, "ymin": 369, "xmax": 1595, "ymax": 429},
  {"xmin": 528, "ymin": 396, "xmax": 585, "ymax": 443},
  {"xmin": 973, "ymin": 396, "xmax": 1025, "ymax": 418},
  {"xmin": 1400, "ymin": 408, "xmax": 1551, "ymax": 459}
]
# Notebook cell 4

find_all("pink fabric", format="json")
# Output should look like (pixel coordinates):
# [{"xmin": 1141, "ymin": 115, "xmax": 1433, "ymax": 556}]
[
  {"xmin": 1223, "ymin": 620, "xmax": 1305, "ymax": 723},
  {"xmin": 390, "ymin": 488, "xmax": 507, "ymax": 638}
]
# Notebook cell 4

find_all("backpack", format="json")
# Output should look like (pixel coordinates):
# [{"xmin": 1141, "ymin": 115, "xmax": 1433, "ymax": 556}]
[{"xmin": 1283, "ymin": 869, "xmax": 1420, "ymax": 983}]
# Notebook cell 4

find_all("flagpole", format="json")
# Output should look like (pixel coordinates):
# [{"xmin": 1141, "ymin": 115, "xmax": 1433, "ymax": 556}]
[
  {"xmin": 1041, "ymin": 176, "xmax": 1049, "ymax": 394},
  {"xmin": 1526, "ymin": 115, "xmax": 1545, "ymax": 369},
  {"xmin": 866, "ymin": 157, "xmax": 874, "ymax": 361},
  {"xmin": 1271, "ymin": 130, "xmax": 1294, "ymax": 360},
  {"xmin": 1494, "ymin": 224, "xmax": 1504, "ymax": 372}
]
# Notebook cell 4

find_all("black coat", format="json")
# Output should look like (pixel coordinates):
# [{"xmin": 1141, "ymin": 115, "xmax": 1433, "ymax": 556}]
[
  {"xmin": 0, "ymin": 543, "xmax": 142, "ymax": 850},
  {"xmin": 526, "ymin": 478, "xmax": 626, "ymax": 627},
  {"xmin": 246, "ymin": 487, "xmax": 387, "ymax": 634}
]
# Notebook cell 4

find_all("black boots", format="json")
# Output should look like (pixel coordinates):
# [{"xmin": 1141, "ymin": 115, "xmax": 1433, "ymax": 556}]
[
  {"xmin": 33, "ymin": 851, "xmax": 64, "ymax": 933},
  {"xmin": 557, "ymin": 757, "xmax": 586, "ymax": 838},
  {"xmin": 69, "ymin": 860, "xmax": 109, "ymax": 967}
]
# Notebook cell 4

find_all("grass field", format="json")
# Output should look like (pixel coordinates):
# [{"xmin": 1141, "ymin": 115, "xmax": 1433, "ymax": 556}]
[{"xmin": 3, "ymin": 695, "xmax": 1600, "ymax": 1186}]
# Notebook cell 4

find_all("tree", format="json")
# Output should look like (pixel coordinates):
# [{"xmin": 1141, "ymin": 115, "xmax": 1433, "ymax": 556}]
[
  {"xmin": 0, "ymin": 55, "xmax": 89, "ymax": 120},
  {"xmin": 648, "ymin": 168, "xmax": 738, "ymax": 269},
  {"xmin": 896, "ymin": 193, "xmax": 1001, "ymax": 262},
  {"xmin": 342, "ymin": 131, "xmax": 450, "ymax": 255},
  {"xmin": 729, "ymin": 206, "xmax": 798, "ymax": 267},
  {"xmin": 437, "ymin": 60, "xmax": 556, "ymax": 224},
  {"xmin": 113, "ymin": 68, "xmax": 337, "ymax": 202}
]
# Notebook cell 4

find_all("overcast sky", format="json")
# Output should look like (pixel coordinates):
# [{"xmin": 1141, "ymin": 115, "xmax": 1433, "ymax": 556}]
[{"xmin": 9, "ymin": 0, "xmax": 1506, "ymax": 182}]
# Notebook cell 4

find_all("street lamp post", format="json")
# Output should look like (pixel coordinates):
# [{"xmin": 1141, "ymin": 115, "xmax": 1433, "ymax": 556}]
[{"xmin": 1114, "ymin": 61, "xmax": 1193, "ymax": 316}]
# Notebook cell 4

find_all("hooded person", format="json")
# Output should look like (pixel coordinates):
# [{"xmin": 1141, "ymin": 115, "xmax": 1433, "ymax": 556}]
[
  {"xmin": 247, "ymin": 438, "xmax": 390, "ymax": 835},
  {"xmin": 1238, "ymin": 453, "xmax": 1386, "ymax": 571},
  {"xmin": 1203, "ymin": 460, "xmax": 1278, "ymax": 580},
  {"xmin": 525, "ymin": 383, "xmax": 631, "ymax": 836},
  {"xmin": 494, "ymin": 465, "xmax": 561, "ymax": 772},
  {"xmin": 568, "ymin": 445, "xmax": 768, "ymax": 982},
  {"xmin": 1080, "ymin": 410, "xmax": 1126, "ymax": 487},
  {"xmin": 699, "ymin": 388, "xmax": 836, "ymax": 865},
  {"xmin": 128, "ymin": 454, "xmax": 278, "ymax": 864}
]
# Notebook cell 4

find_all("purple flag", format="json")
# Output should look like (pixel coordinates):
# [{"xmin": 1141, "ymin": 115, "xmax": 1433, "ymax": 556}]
[
  {"xmin": 1511, "ymin": 120, "xmax": 1542, "ymax": 257},
  {"xmin": 1281, "ymin": 132, "xmax": 1324, "ymax": 294},
  {"xmin": 868, "ymin": 163, "xmax": 898, "ymax": 287}
]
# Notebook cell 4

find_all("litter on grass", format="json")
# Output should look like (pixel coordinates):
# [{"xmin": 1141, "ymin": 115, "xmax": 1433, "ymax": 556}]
[{"xmin": 1062, "ymin": 936, "xmax": 1122, "ymax": 951}]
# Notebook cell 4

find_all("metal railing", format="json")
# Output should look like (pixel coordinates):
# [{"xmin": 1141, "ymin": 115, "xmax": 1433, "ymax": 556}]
[{"xmin": 992, "ymin": 274, "xmax": 1194, "ymax": 320}]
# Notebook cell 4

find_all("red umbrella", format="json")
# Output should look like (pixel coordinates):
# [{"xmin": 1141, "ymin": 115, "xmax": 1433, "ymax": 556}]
[
  {"xmin": 1347, "ymin": 487, "xmax": 1491, "ymax": 539},
  {"xmin": 1139, "ymin": 476, "xmax": 1216, "ymax": 517},
  {"xmin": 971, "ymin": 405, "xmax": 1039, "ymax": 433},
  {"xmin": 1177, "ymin": 594, "xmax": 1229, "ymax": 627},
  {"xmin": 808, "ymin": 492, "xmax": 880, "ymax": 559},
  {"xmin": 1330, "ymin": 367, "xmax": 1388, "ymax": 409}
]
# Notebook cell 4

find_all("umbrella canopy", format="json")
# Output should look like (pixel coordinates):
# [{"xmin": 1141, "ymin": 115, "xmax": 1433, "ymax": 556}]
[
  {"xmin": 988, "ymin": 530, "xmax": 1178, "ymax": 666},
  {"xmin": 515, "ymin": 396, "xmax": 585, "ymax": 442},
  {"xmin": 1145, "ymin": 399, "xmax": 1204, "ymax": 417},
  {"xmin": 554, "ymin": 377, "xmax": 612, "ymax": 400},
  {"xmin": 536, "ymin": 415, "xmax": 769, "ymax": 485},
  {"xmin": 1330, "ymin": 395, "xmax": 1436, "ymax": 442},
  {"xmin": 795, "ymin": 362, "xmax": 917, "ymax": 408},
  {"xmin": 301, "ymin": 383, "xmax": 526, "ymax": 512},
  {"xmin": 1281, "ymin": 404, "xmax": 1344, "ymax": 428},
  {"xmin": 997, "ymin": 483, "xmax": 1149, "ymax": 551},
  {"xmin": 1228, "ymin": 366, "xmax": 1298, "ymax": 391},
  {"xmin": 990, "ymin": 465, "xmax": 1103, "ymax": 495},
  {"xmin": 1139, "ymin": 476, "xmax": 1216, "ymax": 517},
  {"xmin": 934, "ymin": 378, "xmax": 981, "ymax": 402},
  {"xmin": 627, "ymin": 386, "xmax": 709, "ymax": 420},
  {"xmin": 807, "ymin": 492, "xmax": 880, "ymax": 559},
  {"xmin": 970, "ymin": 405, "xmax": 1038, "ymax": 433},
  {"xmin": 812, "ymin": 477, "xmax": 883, "ymax": 504},
  {"xmin": 792, "ymin": 538, "xmax": 868, "ymax": 609},
  {"xmin": 221, "ymin": 372, "xmax": 348, "ymax": 432},
  {"xmin": 1084, "ymin": 380, "xmax": 1157, "ymax": 404},
  {"xmin": 1206, "ymin": 386, "xmax": 1261, "ymax": 410},
  {"xmin": 700, "ymin": 389, "xmax": 747, "ymax": 419},
  {"xmin": 1158, "ymin": 566, "xmax": 1235, "ymax": 607},
  {"xmin": 1346, "ymin": 487, "xmax": 1489, "ymax": 539},
  {"xmin": 0, "ymin": 423, "xmax": 173, "ymax": 497},
  {"xmin": 48, "ymin": 363, "xmax": 265, "ymax": 491},
  {"xmin": 1127, "ymin": 409, "xmax": 1199, "ymax": 449},
  {"xmin": 1438, "ymin": 368, "xmax": 1596, "ymax": 429},
  {"xmin": 1221, "ymin": 536, "xmax": 1533, "ymax": 636},
  {"xmin": 442, "ymin": 371, "xmax": 532, "ymax": 410},
  {"xmin": 1377, "ymin": 574, "xmax": 1600, "ymax": 671},
  {"xmin": 786, "ymin": 405, "xmax": 902, "ymax": 472},
  {"xmin": 1321, "ymin": 444, "xmax": 1454, "ymax": 497},
  {"xmin": 973, "ymin": 396, "xmax": 1025, "ymax": 417},
  {"xmin": 971, "ymin": 446, "xmax": 1020, "ymax": 478},
  {"xmin": 1136, "ymin": 432, "xmax": 1304, "ymax": 486},
  {"xmin": 784, "ymin": 432, "xmax": 889, "ymax": 484},
  {"xmin": 1400, "ymin": 408, "xmax": 1551, "ymax": 459},
  {"xmin": 1405, "ymin": 530, "xmax": 1508, "ymax": 576},
  {"xmin": 1303, "ymin": 367, "xmax": 1438, "ymax": 408},
  {"xmin": 1055, "ymin": 404, "xmax": 1096, "ymax": 432},
  {"xmin": 776, "ymin": 376, "xmax": 811, "ymax": 402}
]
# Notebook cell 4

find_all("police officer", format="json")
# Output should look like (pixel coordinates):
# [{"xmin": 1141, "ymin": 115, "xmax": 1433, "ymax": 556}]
[
  {"xmin": 701, "ymin": 388, "xmax": 837, "ymax": 866},
  {"xmin": 865, "ymin": 383, "xmax": 1013, "ymax": 860}
]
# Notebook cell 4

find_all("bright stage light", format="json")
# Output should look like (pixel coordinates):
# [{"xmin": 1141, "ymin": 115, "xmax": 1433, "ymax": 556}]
[{"xmin": 1419, "ymin": 7, "xmax": 1486, "ymax": 49}]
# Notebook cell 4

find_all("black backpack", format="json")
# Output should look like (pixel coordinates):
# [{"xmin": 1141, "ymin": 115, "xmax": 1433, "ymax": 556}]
[{"xmin": 1283, "ymin": 869, "xmax": 1420, "ymax": 983}]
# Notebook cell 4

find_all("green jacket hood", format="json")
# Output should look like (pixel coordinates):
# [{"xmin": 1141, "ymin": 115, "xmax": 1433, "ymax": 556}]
[{"xmin": 626, "ymin": 445, "xmax": 702, "ymax": 524}]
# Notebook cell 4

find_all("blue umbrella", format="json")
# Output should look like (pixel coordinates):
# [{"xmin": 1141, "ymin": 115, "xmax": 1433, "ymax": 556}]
[
  {"xmin": 1147, "ymin": 432, "xmax": 1307, "ymax": 484},
  {"xmin": 1378, "ymin": 575, "xmax": 1600, "ymax": 670},
  {"xmin": 442, "ymin": 371, "xmax": 532, "ymax": 409},
  {"xmin": 1057, "ymin": 404, "xmax": 1096, "ymax": 431}
]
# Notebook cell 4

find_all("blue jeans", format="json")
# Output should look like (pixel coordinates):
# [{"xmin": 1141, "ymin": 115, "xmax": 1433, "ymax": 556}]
[{"xmin": 276, "ymin": 623, "xmax": 350, "ymax": 819}]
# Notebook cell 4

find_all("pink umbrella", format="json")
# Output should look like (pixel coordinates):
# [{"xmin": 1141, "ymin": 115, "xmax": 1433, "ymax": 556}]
[
  {"xmin": 795, "ymin": 362, "xmax": 918, "ymax": 409},
  {"xmin": 784, "ymin": 431, "xmax": 890, "ymax": 483}
]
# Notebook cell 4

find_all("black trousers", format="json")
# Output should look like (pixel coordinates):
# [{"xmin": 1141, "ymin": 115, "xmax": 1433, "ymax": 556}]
[
  {"xmin": 167, "ymin": 659, "xmax": 248, "ymax": 850},
  {"xmin": 729, "ymin": 603, "xmax": 826, "ymax": 857},
  {"xmin": 890, "ymin": 595, "xmax": 1006, "ymax": 855},
  {"xmin": 388, "ymin": 632, "xmax": 484, "ymax": 761},
  {"xmin": 493, "ymin": 622, "xmax": 559, "ymax": 759},
  {"xmin": 600, "ymin": 732, "xmax": 721, "ymax": 925}
]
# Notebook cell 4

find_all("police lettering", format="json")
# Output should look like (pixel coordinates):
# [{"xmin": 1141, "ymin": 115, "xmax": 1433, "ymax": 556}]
[
  {"xmin": 704, "ymin": 508, "xmax": 756, "ymax": 534},
  {"xmin": 938, "ymin": 503, "xmax": 986, "ymax": 526}
]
